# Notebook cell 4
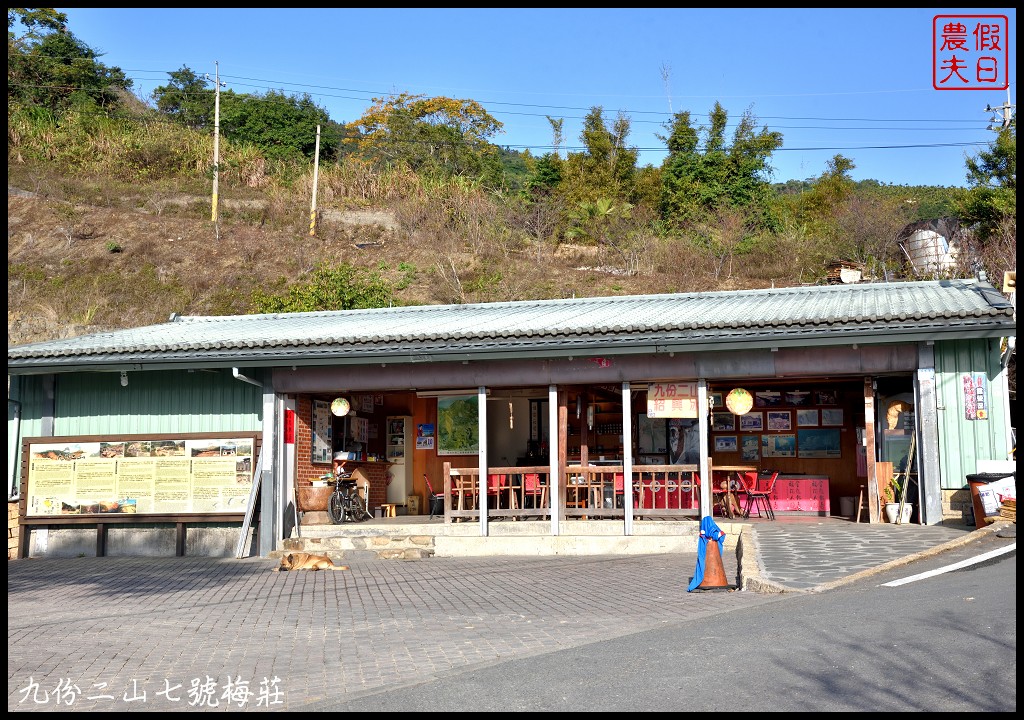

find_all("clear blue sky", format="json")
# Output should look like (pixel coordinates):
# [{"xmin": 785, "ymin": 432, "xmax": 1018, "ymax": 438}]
[{"xmin": 55, "ymin": 7, "xmax": 1016, "ymax": 188}]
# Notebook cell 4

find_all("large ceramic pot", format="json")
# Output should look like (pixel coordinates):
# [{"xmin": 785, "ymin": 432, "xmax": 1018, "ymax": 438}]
[
  {"xmin": 296, "ymin": 486, "xmax": 333, "ymax": 512},
  {"xmin": 884, "ymin": 502, "xmax": 913, "ymax": 523}
]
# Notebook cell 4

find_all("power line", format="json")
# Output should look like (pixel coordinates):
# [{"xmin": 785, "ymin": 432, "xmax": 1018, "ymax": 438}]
[{"xmin": 11, "ymin": 52, "xmax": 1002, "ymax": 124}]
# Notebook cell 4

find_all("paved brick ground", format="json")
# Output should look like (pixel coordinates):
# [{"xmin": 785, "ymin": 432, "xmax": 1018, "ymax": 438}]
[{"xmin": 8, "ymin": 552, "xmax": 770, "ymax": 712}]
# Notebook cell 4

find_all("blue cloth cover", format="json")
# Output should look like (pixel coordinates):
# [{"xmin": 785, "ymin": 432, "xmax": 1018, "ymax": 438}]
[{"xmin": 687, "ymin": 515, "xmax": 726, "ymax": 592}]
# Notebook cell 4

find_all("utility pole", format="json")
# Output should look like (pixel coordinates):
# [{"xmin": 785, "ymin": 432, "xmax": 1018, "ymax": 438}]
[
  {"xmin": 205, "ymin": 62, "xmax": 226, "ymax": 224},
  {"xmin": 985, "ymin": 88, "xmax": 1015, "ymax": 131},
  {"xmin": 309, "ymin": 124, "xmax": 321, "ymax": 236}
]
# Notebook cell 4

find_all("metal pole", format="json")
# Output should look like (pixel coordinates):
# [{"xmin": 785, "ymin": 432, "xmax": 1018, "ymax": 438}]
[{"xmin": 309, "ymin": 124, "xmax": 321, "ymax": 236}]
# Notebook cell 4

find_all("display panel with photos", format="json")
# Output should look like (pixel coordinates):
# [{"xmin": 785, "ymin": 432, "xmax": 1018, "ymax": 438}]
[{"xmin": 25, "ymin": 434, "xmax": 258, "ymax": 517}]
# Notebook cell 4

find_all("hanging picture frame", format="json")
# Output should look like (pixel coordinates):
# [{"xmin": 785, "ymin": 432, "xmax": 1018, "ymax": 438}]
[
  {"xmin": 767, "ymin": 410, "xmax": 792, "ymax": 431},
  {"xmin": 711, "ymin": 412, "xmax": 736, "ymax": 431},
  {"xmin": 714, "ymin": 435, "xmax": 738, "ymax": 452},
  {"xmin": 821, "ymin": 408, "xmax": 844, "ymax": 426},
  {"xmin": 762, "ymin": 434, "xmax": 796, "ymax": 457},
  {"xmin": 798, "ymin": 429, "xmax": 842, "ymax": 458},
  {"xmin": 436, "ymin": 395, "xmax": 479, "ymax": 456},
  {"xmin": 741, "ymin": 435, "xmax": 760, "ymax": 461},
  {"xmin": 796, "ymin": 409, "xmax": 820, "ymax": 427},
  {"xmin": 739, "ymin": 412, "xmax": 763, "ymax": 432}
]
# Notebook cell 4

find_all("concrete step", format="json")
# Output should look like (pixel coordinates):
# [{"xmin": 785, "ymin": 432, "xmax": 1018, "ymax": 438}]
[
  {"xmin": 283, "ymin": 519, "xmax": 740, "ymax": 558},
  {"xmin": 276, "ymin": 534, "xmax": 435, "ymax": 560}
]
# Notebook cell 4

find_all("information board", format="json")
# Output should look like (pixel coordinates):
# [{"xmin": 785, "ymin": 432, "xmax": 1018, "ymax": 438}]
[{"xmin": 24, "ymin": 435, "xmax": 258, "ymax": 517}]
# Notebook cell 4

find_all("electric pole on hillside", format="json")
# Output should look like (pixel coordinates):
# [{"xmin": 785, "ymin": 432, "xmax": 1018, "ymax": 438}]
[
  {"xmin": 985, "ymin": 88, "xmax": 1015, "ymax": 131},
  {"xmin": 206, "ymin": 62, "xmax": 226, "ymax": 225},
  {"xmin": 309, "ymin": 124, "xmax": 321, "ymax": 236}
]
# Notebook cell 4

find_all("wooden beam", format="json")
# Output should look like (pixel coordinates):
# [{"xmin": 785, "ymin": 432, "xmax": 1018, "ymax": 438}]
[{"xmin": 863, "ymin": 377, "xmax": 880, "ymax": 523}]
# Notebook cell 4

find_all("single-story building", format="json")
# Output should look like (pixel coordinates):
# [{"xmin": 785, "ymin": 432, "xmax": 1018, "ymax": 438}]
[{"xmin": 7, "ymin": 277, "xmax": 1015, "ymax": 558}]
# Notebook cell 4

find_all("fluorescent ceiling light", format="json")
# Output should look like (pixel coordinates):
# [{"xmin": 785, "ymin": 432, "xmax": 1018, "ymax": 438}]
[{"xmin": 415, "ymin": 389, "xmax": 490, "ymax": 398}]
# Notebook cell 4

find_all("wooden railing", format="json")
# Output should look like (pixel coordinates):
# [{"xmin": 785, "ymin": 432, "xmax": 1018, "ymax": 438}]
[{"xmin": 441, "ymin": 462, "xmax": 702, "ymax": 522}]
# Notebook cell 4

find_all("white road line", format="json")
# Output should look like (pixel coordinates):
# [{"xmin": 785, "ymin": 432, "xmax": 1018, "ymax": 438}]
[{"xmin": 882, "ymin": 543, "xmax": 1016, "ymax": 587}]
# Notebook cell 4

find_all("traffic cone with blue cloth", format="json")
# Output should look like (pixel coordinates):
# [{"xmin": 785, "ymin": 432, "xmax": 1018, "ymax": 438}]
[{"xmin": 687, "ymin": 515, "xmax": 731, "ymax": 591}]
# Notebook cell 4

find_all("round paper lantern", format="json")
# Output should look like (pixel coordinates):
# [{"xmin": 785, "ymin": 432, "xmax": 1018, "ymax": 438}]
[
  {"xmin": 330, "ymin": 397, "xmax": 351, "ymax": 416},
  {"xmin": 725, "ymin": 388, "xmax": 754, "ymax": 415}
]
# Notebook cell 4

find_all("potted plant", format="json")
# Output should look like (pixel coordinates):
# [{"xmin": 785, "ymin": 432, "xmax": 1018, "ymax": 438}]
[{"xmin": 883, "ymin": 475, "xmax": 913, "ymax": 523}]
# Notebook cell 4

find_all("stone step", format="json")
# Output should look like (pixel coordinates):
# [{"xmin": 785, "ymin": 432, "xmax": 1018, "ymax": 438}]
[{"xmin": 277, "ymin": 534, "xmax": 435, "ymax": 560}]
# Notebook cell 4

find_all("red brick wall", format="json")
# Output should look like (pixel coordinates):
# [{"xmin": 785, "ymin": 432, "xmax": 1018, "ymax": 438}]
[{"xmin": 294, "ymin": 396, "xmax": 324, "ymax": 487}]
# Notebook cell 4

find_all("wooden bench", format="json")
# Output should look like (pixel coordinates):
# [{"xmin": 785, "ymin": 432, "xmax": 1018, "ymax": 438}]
[{"xmin": 379, "ymin": 503, "xmax": 398, "ymax": 518}]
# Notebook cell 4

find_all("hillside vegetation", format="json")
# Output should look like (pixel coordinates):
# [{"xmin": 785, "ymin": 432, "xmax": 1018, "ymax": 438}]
[{"xmin": 7, "ymin": 9, "xmax": 1016, "ymax": 347}]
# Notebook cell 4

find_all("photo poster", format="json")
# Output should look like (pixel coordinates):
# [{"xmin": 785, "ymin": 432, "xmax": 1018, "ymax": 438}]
[
  {"xmin": 711, "ymin": 412, "xmax": 735, "ymax": 431},
  {"xmin": 739, "ymin": 412, "xmax": 763, "ymax": 432},
  {"xmin": 637, "ymin": 414, "xmax": 667, "ymax": 454},
  {"xmin": 437, "ymin": 394, "xmax": 480, "ymax": 456},
  {"xmin": 417, "ymin": 423, "xmax": 436, "ymax": 451},
  {"xmin": 762, "ymin": 434, "xmax": 796, "ymax": 458},
  {"xmin": 350, "ymin": 415, "xmax": 369, "ymax": 444},
  {"xmin": 311, "ymin": 399, "xmax": 332, "ymax": 464},
  {"xmin": 797, "ymin": 429, "xmax": 842, "ymax": 459},
  {"xmin": 668, "ymin": 418, "xmax": 700, "ymax": 465},
  {"xmin": 714, "ymin": 435, "xmax": 738, "ymax": 453},
  {"xmin": 741, "ymin": 435, "xmax": 760, "ymax": 461},
  {"xmin": 754, "ymin": 391, "xmax": 782, "ymax": 408},
  {"xmin": 796, "ymin": 409, "xmax": 819, "ymax": 427},
  {"xmin": 767, "ymin": 411, "xmax": 792, "ymax": 431},
  {"xmin": 821, "ymin": 408, "xmax": 844, "ymax": 426},
  {"xmin": 24, "ymin": 436, "xmax": 256, "ymax": 517}
]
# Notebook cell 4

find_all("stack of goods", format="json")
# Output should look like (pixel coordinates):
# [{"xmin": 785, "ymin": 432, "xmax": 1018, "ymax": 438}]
[{"xmin": 999, "ymin": 498, "xmax": 1016, "ymax": 523}]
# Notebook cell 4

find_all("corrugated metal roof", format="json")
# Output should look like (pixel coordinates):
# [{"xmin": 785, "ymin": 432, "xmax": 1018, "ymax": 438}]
[{"xmin": 8, "ymin": 279, "xmax": 1015, "ymax": 372}]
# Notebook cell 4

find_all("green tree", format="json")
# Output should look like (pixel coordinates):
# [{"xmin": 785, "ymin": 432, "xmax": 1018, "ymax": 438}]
[
  {"xmin": 220, "ymin": 90, "xmax": 334, "ymax": 162},
  {"xmin": 346, "ymin": 93, "xmax": 503, "ymax": 178},
  {"xmin": 957, "ymin": 124, "xmax": 1016, "ymax": 237},
  {"xmin": 559, "ymin": 107, "xmax": 639, "ymax": 205},
  {"xmin": 955, "ymin": 123, "xmax": 1016, "ymax": 278},
  {"xmin": 659, "ymin": 103, "xmax": 782, "ymax": 229},
  {"xmin": 8, "ymin": 8, "xmax": 132, "ymax": 113},
  {"xmin": 152, "ymin": 66, "xmax": 214, "ymax": 129},
  {"xmin": 792, "ymin": 154, "xmax": 856, "ymax": 231}
]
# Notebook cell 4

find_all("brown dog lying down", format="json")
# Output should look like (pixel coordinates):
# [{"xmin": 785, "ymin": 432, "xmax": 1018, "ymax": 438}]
[{"xmin": 273, "ymin": 552, "xmax": 349, "ymax": 572}]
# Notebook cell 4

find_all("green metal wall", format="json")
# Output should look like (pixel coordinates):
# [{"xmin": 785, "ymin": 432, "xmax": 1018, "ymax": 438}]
[
  {"xmin": 52, "ymin": 369, "xmax": 264, "ymax": 435},
  {"xmin": 9, "ymin": 375, "xmax": 47, "ymax": 495},
  {"xmin": 933, "ymin": 338, "xmax": 1012, "ymax": 490},
  {"xmin": 9, "ymin": 375, "xmax": 46, "ymax": 441}
]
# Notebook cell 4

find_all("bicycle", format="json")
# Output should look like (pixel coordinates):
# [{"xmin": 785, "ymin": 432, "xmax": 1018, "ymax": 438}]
[{"xmin": 326, "ymin": 462, "xmax": 372, "ymax": 524}]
